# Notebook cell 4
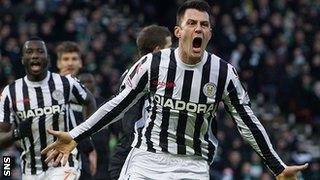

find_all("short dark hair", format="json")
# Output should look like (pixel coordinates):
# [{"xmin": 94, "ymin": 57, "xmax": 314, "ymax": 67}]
[
  {"xmin": 176, "ymin": 0, "xmax": 212, "ymax": 26},
  {"xmin": 23, "ymin": 37, "xmax": 46, "ymax": 51},
  {"xmin": 28, "ymin": 36, "xmax": 44, "ymax": 41},
  {"xmin": 136, "ymin": 25, "xmax": 171, "ymax": 56},
  {"xmin": 56, "ymin": 41, "xmax": 81, "ymax": 60}
]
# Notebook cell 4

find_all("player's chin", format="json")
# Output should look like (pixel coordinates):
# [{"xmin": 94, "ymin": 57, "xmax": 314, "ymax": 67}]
[
  {"xmin": 192, "ymin": 47, "xmax": 202, "ymax": 53},
  {"xmin": 190, "ymin": 47, "xmax": 204, "ymax": 57},
  {"xmin": 27, "ymin": 68, "xmax": 45, "ymax": 76}
]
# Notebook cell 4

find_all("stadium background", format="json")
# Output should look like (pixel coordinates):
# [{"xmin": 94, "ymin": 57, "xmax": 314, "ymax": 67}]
[{"xmin": 0, "ymin": 0, "xmax": 319, "ymax": 179}]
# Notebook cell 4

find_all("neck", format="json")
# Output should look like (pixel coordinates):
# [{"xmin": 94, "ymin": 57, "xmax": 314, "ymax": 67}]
[
  {"xmin": 27, "ymin": 71, "xmax": 48, "ymax": 82},
  {"xmin": 178, "ymin": 48, "xmax": 202, "ymax": 65}
]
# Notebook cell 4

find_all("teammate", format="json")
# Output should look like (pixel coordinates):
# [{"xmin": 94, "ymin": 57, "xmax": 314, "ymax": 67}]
[
  {"xmin": 41, "ymin": 1, "xmax": 308, "ymax": 179},
  {"xmin": 0, "ymin": 37, "xmax": 96, "ymax": 179},
  {"xmin": 56, "ymin": 41, "xmax": 98, "ymax": 179},
  {"xmin": 108, "ymin": 24, "xmax": 172, "ymax": 179}
]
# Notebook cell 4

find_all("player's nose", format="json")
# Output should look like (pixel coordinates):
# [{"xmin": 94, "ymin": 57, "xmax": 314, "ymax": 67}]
[{"xmin": 195, "ymin": 23, "xmax": 203, "ymax": 33}]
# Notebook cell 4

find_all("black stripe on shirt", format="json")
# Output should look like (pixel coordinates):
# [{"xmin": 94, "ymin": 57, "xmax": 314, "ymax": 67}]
[
  {"xmin": 22, "ymin": 79, "xmax": 36, "ymax": 174},
  {"xmin": 8, "ymin": 83, "xmax": 17, "ymax": 115},
  {"xmin": 227, "ymin": 81, "xmax": 284, "ymax": 175},
  {"xmin": 48, "ymin": 74, "xmax": 59, "ymax": 140},
  {"xmin": 159, "ymin": 49, "xmax": 176, "ymax": 152},
  {"xmin": 144, "ymin": 52, "xmax": 161, "ymax": 152},
  {"xmin": 193, "ymin": 55, "xmax": 211, "ymax": 156},
  {"xmin": 72, "ymin": 86, "xmax": 86, "ymax": 104},
  {"xmin": 3, "ymin": 96, "xmax": 10, "ymax": 123},
  {"xmin": 215, "ymin": 59, "xmax": 228, "ymax": 107},
  {"xmin": 176, "ymin": 70, "xmax": 193, "ymax": 154},
  {"xmin": 61, "ymin": 76, "xmax": 70, "ymax": 132},
  {"xmin": 35, "ymin": 87, "xmax": 48, "ymax": 171},
  {"xmin": 61, "ymin": 76, "xmax": 70, "ymax": 101}
]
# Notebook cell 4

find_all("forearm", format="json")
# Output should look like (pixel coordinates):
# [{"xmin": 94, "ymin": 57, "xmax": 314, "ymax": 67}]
[
  {"xmin": 69, "ymin": 100, "xmax": 118, "ymax": 142},
  {"xmin": 229, "ymin": 104, "xmax": 286, "ymax": 175},
  {"xmin": 0, "ymin": 131, "xmax": 15, "ymax": 149},
  {"xmin": 70, "ymin": 87, "xmax": 146, "ymax": 142}
]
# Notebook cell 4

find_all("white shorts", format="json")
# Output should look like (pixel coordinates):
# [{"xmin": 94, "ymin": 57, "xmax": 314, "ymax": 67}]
[
  {"xmin": 22, "ymin": 166, "xmax": 80, "ymax": 180},
  {"xmin": 119, "ymin": 148, "xmax": 209, "ymax": 180}
]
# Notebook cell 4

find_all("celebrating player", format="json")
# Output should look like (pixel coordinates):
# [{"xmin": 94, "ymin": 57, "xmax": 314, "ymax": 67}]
[
  {"xmin": 0, "ymin": 37, "xmax": 96, "ymax": 180},
  {"xmin": 41, "ymin": 1, "xmax": 307, "ymax": 179}
]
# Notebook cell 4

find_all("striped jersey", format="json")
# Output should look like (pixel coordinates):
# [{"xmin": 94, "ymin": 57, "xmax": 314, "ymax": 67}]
[
  {"xmin": 69, "ymin": 48, "xmax": 286, "ymax": 175},
  {"xmin": 0, "ymin": 71, "xmax": 88, "ymax": 175}
]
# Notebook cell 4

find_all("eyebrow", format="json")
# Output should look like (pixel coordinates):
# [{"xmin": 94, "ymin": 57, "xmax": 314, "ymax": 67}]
[{"xmin": 186, "ymin": 19, "xmax": 209, "ymax": 23}]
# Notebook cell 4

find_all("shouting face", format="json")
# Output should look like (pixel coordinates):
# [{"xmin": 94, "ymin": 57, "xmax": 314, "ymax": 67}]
[
  {"xmin": 22, "ymin": 40, "xmax": 48, "ymax": 81},
  {"xmin": 175, "ymin": 9, "xmax": 212, "ymax": 64}
]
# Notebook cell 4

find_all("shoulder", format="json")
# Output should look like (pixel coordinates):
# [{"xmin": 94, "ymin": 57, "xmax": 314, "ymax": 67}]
[
  {"xmin": 208, "ymin": 52, "xmax": 235, "ymax": 70},
  {"xmin": 5, "ymin": 77, "xmax": 23, "ymax": 90},
  {"xmin": 159, "ymin": 48, "xmax": 174, "ymax": 60},
  {"xmin": 0, "ymin": 78, "xmax": 22, "ymax": 100},
  {"xmin": 159, "ymin": 48, "xmax": 172, "ymax": 56}
]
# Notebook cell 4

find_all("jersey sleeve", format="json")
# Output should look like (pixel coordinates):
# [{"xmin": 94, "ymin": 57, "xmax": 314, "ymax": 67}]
[
  {"xmin": 69, "ymin": 55, "xmax": 151, "ymax": 142},
  {"xmin": 118, "ymin": 69, "xmax": 129, "ymax": 93},
  {"xmin": 0, "ymin": 86, "xmax": 14, "ymax": 124},
  {"xmin": 222, "ymin": 64, "xmax": 286, "ymax": 176},
  {"xmin": 67, "ymin": 75, "xmax": 88, "ymax": 104}
]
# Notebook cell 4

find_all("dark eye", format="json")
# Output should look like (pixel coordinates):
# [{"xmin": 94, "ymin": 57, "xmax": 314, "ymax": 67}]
[
  {"xmin": 187, "ymin": 20, "xmax": 196, "ymax": 26},
  {"xmin": 201, "ymin": 22, "xmax": 209, "ymax": 28}
]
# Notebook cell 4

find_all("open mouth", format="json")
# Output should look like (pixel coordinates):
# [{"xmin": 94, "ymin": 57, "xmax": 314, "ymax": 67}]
[
  {"xmin": 67, "ymin": 67, "xmax": 75, "ymax": 72},
  {"xmin": 192, "ymin": 37, "xmax": 202, "ymax": 52},
  {"xmin": 30, "ymin": 61, "xmax": 42, "ymax": 71}
]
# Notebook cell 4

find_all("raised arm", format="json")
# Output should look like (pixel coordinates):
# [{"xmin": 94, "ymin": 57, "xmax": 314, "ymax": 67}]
[
  {"xmin": 222, "ymin": 64, "xmax": 307, "ymax": 177},
  {"xmin": 69, "ymin": 56, "xmax": 150, "ymax": 142}
]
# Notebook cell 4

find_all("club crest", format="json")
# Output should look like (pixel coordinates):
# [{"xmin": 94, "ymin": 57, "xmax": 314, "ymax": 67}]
[
  {"xmin": 203, "ymin": 82, "xmax": 216, "ymax": 98},
  {"xmin": 52, "ymin": 90, "xmax": 64, "ymax": 101}
]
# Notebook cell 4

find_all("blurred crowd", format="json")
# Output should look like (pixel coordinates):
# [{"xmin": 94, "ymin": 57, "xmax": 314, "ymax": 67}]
[{"xmin": 0, "ymin": 0, "xmax": 319, "ymax": 179}]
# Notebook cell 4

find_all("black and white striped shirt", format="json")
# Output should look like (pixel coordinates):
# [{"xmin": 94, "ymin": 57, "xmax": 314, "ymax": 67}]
[
  {"xmin": 69, "ymin": 48, "xmax": 286, "ymax": 175},
  {"xmin": 0, "ymin": 72, "xmax": 88, "ymax": 174}
]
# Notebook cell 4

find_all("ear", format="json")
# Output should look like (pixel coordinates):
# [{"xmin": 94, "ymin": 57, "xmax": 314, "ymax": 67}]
[
  {"xmin": 174, "ymin": 26, "xmax": 182, "ymax": 38},
  {"xmin": 22, "ymin": 57, "xmax": 26, "ymax": 65}
]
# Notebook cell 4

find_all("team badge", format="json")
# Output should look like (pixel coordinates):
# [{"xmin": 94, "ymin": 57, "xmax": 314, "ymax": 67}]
[
  {"xmin": 203, "ymin": 82, "xmax": 216, "ymax": 98},
  {"xmin": 52, "ymin": 90, "xmax": 64, "ymax": 101}
]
